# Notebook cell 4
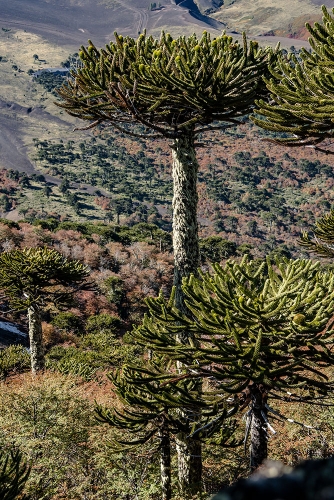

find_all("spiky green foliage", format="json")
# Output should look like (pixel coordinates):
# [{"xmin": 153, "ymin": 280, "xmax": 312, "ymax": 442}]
[
  {"xmin": 56, "ymin": 29, "xmax": 272, "ymax": 490},
  {"xmin": 96, "ymin": 362, "xmax": 238, "ymax": 449},
  {"xmin": 252, "ymin": 6, "xmax": 334, "ymax": 148},
  {"xmin": 0, "ymin": 247, "xmax": 90, "ymax": 373},
  {"xmin": 96, "ymin": 359, "xmax": 238, "ymax": 499},
  {"xmin": 134, "ymin": 257, "xmax": 334, "ymax": 469},
  {"xmin": 0, "ymin": 247, "xmax": 90, "ymax": 311},
  {"xmin": 137, "ymin": 256, "xmax": 334, "ymax": 395},
  {"xmin": 299, "ymin": 209, "xmax": 334, "ymax": 257},
  {"xmin": 0, "ymin": 345, "xmax": 30, "ymax": 380},
  {"xmin": 0, "ymin": 447, "xmax": 30, "ymax": 500},
  {"xmin": 57, "ymin": 31, "xmax": 270, "ymax": 137}
]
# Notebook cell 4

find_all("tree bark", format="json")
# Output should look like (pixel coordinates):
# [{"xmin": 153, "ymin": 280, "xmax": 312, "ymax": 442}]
[
  {"xmin": 159, "ymin": 424, "xmax": 172, "ymax": 500},
  {"xmin": 27, "ymin": 305, "xmax": 44, "ymax": 374},
  {"xmin": 171, "ymin": 129, "xmax": 202, "ymax": 496},
  {"xmin": 176, "ymin": 428, "xmax": 202, "ymax": 497},
  {"xmin": 171, "ymin": 129, "xmax": 200, "ymax": 315},
  {"xmin": 249, "ymin": 384, "xmax": 268, "ymax": 471}
]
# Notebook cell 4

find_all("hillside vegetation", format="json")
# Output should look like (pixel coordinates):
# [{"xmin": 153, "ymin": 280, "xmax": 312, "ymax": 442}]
[
  {"xmin": 5, "ymin": 118, "xmax": 333, "ymax": 259},
  {"xmin": 1, "ymin": 216, "xmax": 334, "ymax": 499},
  {"xmin": 0, "ymin": 28, "xmax": 332, "ymax": 258},
  {"xmin": 2, "ymin": 6, "xmax": 334, "ymax": 500}
]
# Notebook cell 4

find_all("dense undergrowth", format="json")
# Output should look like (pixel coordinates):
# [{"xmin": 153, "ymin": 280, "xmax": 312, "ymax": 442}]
[
  {"xmin": 0, "ymin": 365, "xmax": 333, "ymax": 498},
  {"xmin": 1, "ymin": 212, "xmax": 334, "ymax": 498}
]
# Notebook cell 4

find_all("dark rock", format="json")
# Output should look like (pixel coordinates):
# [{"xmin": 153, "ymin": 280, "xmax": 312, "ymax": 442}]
[
  {"xmin": 193, "ymin": 0, "xmax": 223, "ymax": 15},
  {"xmin": 212, "ymin": 458, "xmax": 334, "ymax": 500}
]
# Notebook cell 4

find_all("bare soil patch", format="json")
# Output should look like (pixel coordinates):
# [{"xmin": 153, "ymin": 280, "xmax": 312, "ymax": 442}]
[{"xmin": 0, "ymin": 0, "xmax": 218, "ymax": 48}]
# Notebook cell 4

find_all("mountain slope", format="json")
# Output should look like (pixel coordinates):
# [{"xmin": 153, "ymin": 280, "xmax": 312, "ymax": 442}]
[
  {"xmin": 212, "ymin": 0, "xmax": 334, "ymax": 38},
  {"xmin": 0, "ymin": 0, "xmax": 325, "ymax": 192},
  {"xmin": 0, "ymin": 0, "xmax": 223, "ymax": 47}
]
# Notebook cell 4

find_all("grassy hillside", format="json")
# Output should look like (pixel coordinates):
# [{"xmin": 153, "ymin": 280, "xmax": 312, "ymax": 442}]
[
  {"xmin": 0, "ymin": 0, "xmax": 225, "ymax": 182},
  {"xmin": 2, "ymin": 114, "xmax": 334, "ymax": 262},
  {"xmin": 0, "ymin": 24, "xmax": 334, "ymax": 257},
  {"xmin": 212, "ymin": 0, "xmax": 334, "ymax": 38},
  {"xmin": 0, "ymin": 0, "xmax": 315, "ymax": 180}
]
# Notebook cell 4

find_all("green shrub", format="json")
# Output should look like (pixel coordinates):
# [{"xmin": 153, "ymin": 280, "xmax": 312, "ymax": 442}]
[
  {"xmin": 46, "ymin": 334, "xmax": 143, "ymax": 373},
  {"xmin": 46, "ymin": 346, "xmax": 103, "ymax": 379},
  {"xmin": 51, "ymin": 357, "xmax": 97, "ymax": 381},
  {"xmin": 82, "ymin": 333, "xmax": 143, "ymax": 368},
  {"xmin": 101, "ymin": 276, "xmax": 125, "ymax": 305},
  {"xmin": 0, "ymin": 372, "xmax": 162, "ymax": 499},
  {"xmin": 85, "ymin": 314, "xmax": 122, "ymax": 334},
  {"xmin": 108, "ymin": 342, "xmax": 143, "ymax": 368},
  {"xmin": 0, "ymin": 219, "xmax": 20, "ymax": 229},
  {"xmin": 199, "ymin": 236, "xmax": 237, "ymax": 263},
  {"xmin": 51, "ymin": 311, "xmax": 83, "ymax": 334},
  {"xmin": 0, "ymin": 374, "xmax": 100, "ymax": 499},
  {"xmin": 0, "ymin": 345, "xmax": 30, "ymax": 380},
  {"xmin": 32, "ymin": 218, "xmax": 59, "ymax": 230},
  {"xmin": 80, "ymin": 331, "xmax": 116, "ymax": 350}
]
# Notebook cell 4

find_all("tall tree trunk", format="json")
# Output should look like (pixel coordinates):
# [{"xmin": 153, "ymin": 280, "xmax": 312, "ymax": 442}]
[
  {"xmin": 159, "ymin": 424, "xmax": 172, "ymax": 500},
  {"xmin": 171, "ymin": 129, "xmax": 200, "ymax": 315},
  {"xmin": 249, "ymin": 383, "xmax": 268, "ymax": 471},
  {"xmin": 171, "ymin": 129, "xmax": 202, "ymax": 496},
  {"xmin": 27, "ymin": 305, "xmax": 44, "ymax": 374}
]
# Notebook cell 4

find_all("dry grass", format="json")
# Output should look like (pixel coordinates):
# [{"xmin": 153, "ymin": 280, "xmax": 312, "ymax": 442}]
[
  {"xmin": 12, "ymin": 181, "xmax": 108, "ymax": 223},
  {"xmin": 213, "ymin": 0, "xmax": 321, "ymax": 38},
  {"xmin": 0, "ymin": 29, "xmax": 71, "ymax": 106},
  {"xmin": 0, "ymin": 27, "xmax": 94, "ymax": 176}
]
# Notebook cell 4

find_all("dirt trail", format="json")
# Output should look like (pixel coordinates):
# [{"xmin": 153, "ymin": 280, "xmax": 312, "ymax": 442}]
[{"xmin": 112, "ymin": 0, "xmax": 149, "ymax": 35}]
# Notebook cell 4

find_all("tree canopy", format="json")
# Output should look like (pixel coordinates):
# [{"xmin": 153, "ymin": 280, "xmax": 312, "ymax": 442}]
[
  {"xmin": 57, "ymin": 31, "xmax": 271, "ymax": 138},
  {"xmin": 252, "ymin": 6, "xmax": 334, "ymax": 151},
  {"xmin": 299, "ymin": 209, "xmax": 334, "ymax": 258},
  {"xmin": 0, "ymin": 247, "xmax": 89, "ymax": 311},
  {"xmin": 135, "ymin": 256, "xmax": 334, "ymax": 468},
  {"xmin": 0, "ymin": 247, "xmax": 90, "ymax": 373}
]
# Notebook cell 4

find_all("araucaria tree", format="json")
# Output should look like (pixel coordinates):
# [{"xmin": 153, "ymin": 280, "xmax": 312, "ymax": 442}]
[
  {"xmin": 0, "ymin": 247, "xmax": 89, "ymax": 374},
  {"xmin": 57, "ymin": 32, "xmax": 271, "ymax": 491},
  {"xmin": 57, "ymin": 31, "xmax": 270, "ymax": 310},
  {"xmin": 0, "ymin": 447, "xmax": 30, "ymax": 500},
  {"xmin": 138, "ymin": 257, "xmax": 334, "ymax": 469},
  {"xmin": 252, "ymin": 5, "xmax": 334, "ymax": 152}
]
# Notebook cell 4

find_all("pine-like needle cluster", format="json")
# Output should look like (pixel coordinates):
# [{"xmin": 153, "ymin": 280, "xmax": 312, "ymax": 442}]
[
  {"xmin": 252, "ymin": 6, "xmax": 334, "ymax": 147},
  {"xmin": 136, "ymin": 257, "xmax": 334, "ymax": 396},
  {"xmin": 57, "ymin": 31, "xmax": 271, "ymax": 137}
]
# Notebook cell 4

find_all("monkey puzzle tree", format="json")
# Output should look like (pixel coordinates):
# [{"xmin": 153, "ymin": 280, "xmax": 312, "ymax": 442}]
[
  {"xmin": 0, "ymin": 247, "xmax": 89, "ymax": 374},
  {"xmin": 136, "ymin": 256, "xmax": 334, "ymax": 470},
  {"xmin": 252, "ymin": 6, "xmax": 334, "ymax": 152},
  {"xmin": 299, "ymin": 209, "xmax": 334, "ymax": 258},
  {"xmin": 0, "ymin": 447, "xmax": 30, "ymax": 500},
  {"xmin": 56, "ymin": 31, "xmax": 271, "ymax": 311},
  {"xmin": 56, "ymin": 30, "xmax": 271, "ymax": 492}
]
